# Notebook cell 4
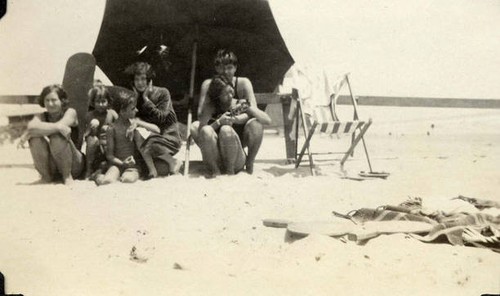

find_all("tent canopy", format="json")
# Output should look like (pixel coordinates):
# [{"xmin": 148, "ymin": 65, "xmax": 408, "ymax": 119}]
[{"xmin": 92, "ymin": 0, "xmax": 294, "ymax": 101}]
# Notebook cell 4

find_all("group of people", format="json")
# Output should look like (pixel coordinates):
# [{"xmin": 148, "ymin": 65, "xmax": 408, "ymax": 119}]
[{"xmin": 21, "ymin": 50, "xmax": 271, "ymax": 185}]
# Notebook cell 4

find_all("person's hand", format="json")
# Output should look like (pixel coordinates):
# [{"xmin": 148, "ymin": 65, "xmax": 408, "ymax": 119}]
[
  {"xmin": 122, "ymin": 155, "xmax": 136, "ymax": 168},
  {"xmin": 57, "ymin": 124, "xmax": 72, "ymax": 139},
  {"xmin": 231, "ymin": 101, "xmax": 249, "ymax": 116},
  {"xmin": 17, "ymin": 134, "xmax": 29, "ymax": 149},
  {"xmin": 218, "ymin": 112, "xmax": 234, "ymax": 126},
  {"xmin": 126, "ymin": 119, "xmax": 137, "ymax": 141},
  {"xmin": 89, "ymin": 119, "xmax": 99, "ymax": 131},
  {"xmin": 142, "ymin": 93, "xmax": 151, "ymax": 104}
]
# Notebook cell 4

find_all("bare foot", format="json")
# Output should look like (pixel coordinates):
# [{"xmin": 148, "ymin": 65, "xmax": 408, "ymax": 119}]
[
  {"xmin": 84, "ymin": 170, "xmax": 92, "ymax": 180},
  {"xmin": 168, "ymin": 159, "xmax": 183, "ymax": 175},
  {"xmin": 144, "ymin": 172, "xmax": 158, "ymax": 180},
  {"xmin": 63, "ymin": 176, "xmax": 74, "ymax": 185}
]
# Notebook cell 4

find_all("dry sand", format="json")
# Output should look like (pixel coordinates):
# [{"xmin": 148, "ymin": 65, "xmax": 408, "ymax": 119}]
[{"xmin": 0, "ymin": 106, "xmax": 499, "ymax": 295}]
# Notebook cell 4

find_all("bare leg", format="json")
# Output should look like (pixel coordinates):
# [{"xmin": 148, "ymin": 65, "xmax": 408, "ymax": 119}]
[
  {"xmin": 143, "ymin": 149, "xmax": 158, "ymax": 178},
  {"xmin": 120, "ymin": 168, "xmax": 139, "ymax": 183},
  {"xmin": 29, "ymin": 137, "xmax": 57, "ymax": 183},
  {"xmin": 198, "ymin": 125, "xmax": 221, "ymax": 176},
  {"xmin": 95, "ymin": 165, "xmax": 120, "ymax": 186},
  {"xmin": 69, "ymin": 139, "xmax": 85, "ymax": 180},
  {"xmin": 48, "ymin": 134, "xmax": 78, "ymax": 185},
  {"xmin": 134, "ymin": 131, "xmax": 157, "ymax": 178},
  {"xmin": 155, "ymin": 152, "xmax": 182, "ymax": 174},
  {"xmin": 189, "ymin": 121, "xmax": 200, "ymax": 145},
  {"xmin": 85, "ymin": 135, "xmax": 99, "ymax": 179},
  {"xmin": 242, "ymin": 118, "xmax": 264, "ymax": 174},
  {"xmin": 218, "ymin": 125, "xmax": 246, "ymax": 175}
]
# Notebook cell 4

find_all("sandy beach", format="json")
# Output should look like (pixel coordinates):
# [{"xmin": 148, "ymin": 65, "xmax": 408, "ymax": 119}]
[{"xmin": 0, "ymin": 105, "xmax": 499, "ymax": 295}]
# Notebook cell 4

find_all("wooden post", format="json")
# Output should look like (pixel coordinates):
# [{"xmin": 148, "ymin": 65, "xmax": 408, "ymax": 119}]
[
  {"xmin": 184, "ymin": 28, "xmax": 198, "ymax": 176},
  {"xmin": 281, "ymin": 88, "xmax": 298, "ymax": 163}
]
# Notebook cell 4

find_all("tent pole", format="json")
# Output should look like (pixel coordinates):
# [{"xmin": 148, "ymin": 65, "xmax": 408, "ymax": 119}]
[{"xmin": 184, "ymin": 27, "xmax": 198, "ymax": 176}]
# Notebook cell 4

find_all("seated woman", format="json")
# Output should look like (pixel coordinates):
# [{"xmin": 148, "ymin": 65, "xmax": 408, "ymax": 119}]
[
  {"xmin": 195, "ymin": 75, "xmax": 271, "ymax": 176},
  {"xmin": 21, "ymin": 84, "xmax": 85, "ymax": 185},
  {"xmin": 192, "ymin": 50, "xmax": 271, "ymax": 175}
]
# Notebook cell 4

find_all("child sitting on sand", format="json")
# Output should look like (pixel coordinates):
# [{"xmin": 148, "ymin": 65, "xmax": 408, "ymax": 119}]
[
  {"xmin": 84, "ymin": 85, "xmax": 118, "ymax": 179},
  {"xmin": 94, "ymin": 91, "xmax": 142, "ymax": 185}
]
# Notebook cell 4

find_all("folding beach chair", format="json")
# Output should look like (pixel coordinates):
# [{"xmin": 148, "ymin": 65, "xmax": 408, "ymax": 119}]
[{"xmin": 294, "ymin": 73, "xmax": 373, "ymax": 175}]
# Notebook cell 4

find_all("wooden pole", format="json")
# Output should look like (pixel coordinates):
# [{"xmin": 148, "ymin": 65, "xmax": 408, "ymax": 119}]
[{"xmin": 183, "ymin": 26, "xmax": 198, "ymax": 176}]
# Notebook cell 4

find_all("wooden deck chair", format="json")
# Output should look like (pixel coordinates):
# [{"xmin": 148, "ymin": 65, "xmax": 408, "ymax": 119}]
[{"xmin": 294, "ymin": 73, "xmax": 373, "ymax": 175}]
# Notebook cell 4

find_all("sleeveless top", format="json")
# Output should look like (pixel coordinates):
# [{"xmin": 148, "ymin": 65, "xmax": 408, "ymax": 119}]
[
  {"xmin": 43, "ymin": 111, "xmax": 79, "ymax": 145},
  {"xmin": 111, "ymin": 121, "xmax": 136, "ymax": 161}
]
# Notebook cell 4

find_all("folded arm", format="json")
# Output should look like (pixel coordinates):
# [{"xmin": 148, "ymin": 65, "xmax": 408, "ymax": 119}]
[
  {"xmin": 238, "ymin": 78, "xmax": 272, "ymax": 125},
  {"xmin": 136, "ymin": 118, "xmax": 160, "ymax": 133},
  {"xmin": 26, "ymin": 108, "xmax": 78, "ymax": 139},
  {"xmin": 140, "ymin": 88, "xmax": 177, "ymax": 130}
]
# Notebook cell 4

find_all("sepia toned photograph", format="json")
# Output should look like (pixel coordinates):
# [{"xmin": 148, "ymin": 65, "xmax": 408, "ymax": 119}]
[{"xmin": 0, "ymin": 0, "xmax": 499, "ymax": 295}]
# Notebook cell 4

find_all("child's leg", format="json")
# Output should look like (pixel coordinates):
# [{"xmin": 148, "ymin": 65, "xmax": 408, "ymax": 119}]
[
  {"xmin": 95, "ymin": 165, "xmax": 120, "ymax": 186},
  {"xmin": 120, "ymin": 168, "xmax": 139, "ymax": 183},
  {"xmin": 84, "ymin": 135, "xmax": 99, "ymax": 178}
]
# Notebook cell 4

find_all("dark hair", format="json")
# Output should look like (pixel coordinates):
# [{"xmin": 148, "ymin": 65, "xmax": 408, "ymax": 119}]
[
  {"xmin": 114, "ymin": 90, "xmax": 136, "ymax": 113},
  {"xmin": 88, "ymin": 85, "xmax": 112, "ymax": 108},
  {"xmin": 207, "ymin": 75, "xmax": 233, "ymax": 114},
  {"xmin": 124, "ymin": 62, "xmax": 156, "ymax": 82},
  {"xmin": 39, "ymin": 84, "xmax": 69, "ymax": 110},
  {"xmin": 214, "ymin": 49, "xmax": 238, "ymax": 67}
]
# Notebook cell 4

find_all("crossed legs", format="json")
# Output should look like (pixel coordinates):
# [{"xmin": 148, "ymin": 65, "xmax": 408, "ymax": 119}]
[{"xmin": 134, "ymin": 130, "xmax": 180, "ymax": 178}]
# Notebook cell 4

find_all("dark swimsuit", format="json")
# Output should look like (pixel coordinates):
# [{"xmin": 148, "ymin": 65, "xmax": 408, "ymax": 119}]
[
  {"xmin": 43, "ymin": 112, "xmax": 79, "ymax": 145},
  {"xmin": 208, "ymin": 77, "xmax": 248, "ymax": 144}
]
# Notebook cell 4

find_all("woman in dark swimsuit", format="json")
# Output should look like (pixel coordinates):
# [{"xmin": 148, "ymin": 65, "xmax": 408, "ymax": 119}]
[
  {"xmin": 197, "ymin": 74, "xmax": 270, "ymax": 176},
  {"xmin": 21, "ymin": 84, "xmax": 85, "ymax": 185},
  {"xmin": 193, "ymin": 50, "xmax": 271, "ymax": 176}
]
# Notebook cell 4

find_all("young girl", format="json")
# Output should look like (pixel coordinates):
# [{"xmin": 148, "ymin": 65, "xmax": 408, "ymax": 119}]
[
  {"xmin": 21, "ymin": 84, "xmax": 85, "ymax": 185},
  {"xmin": 84, "ymin": 85, "xmax": 118, "ymax": 179}
]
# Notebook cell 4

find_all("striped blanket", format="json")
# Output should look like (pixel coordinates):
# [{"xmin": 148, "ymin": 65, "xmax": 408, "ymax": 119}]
[{"xmin": 333, "ymin": 196, "xmax": 500, "ymax": 252}]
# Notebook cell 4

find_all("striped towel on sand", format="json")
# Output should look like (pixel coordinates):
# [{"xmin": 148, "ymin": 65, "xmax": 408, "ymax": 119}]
[{"xmin": 333, "ymin": 196, "xmax": 500, "ymax": 252}]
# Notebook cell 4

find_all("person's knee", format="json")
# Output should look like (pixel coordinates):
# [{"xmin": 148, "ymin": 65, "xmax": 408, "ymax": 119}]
[
  {"xmin": 48, "ymin": 134, "xmax": 71, "ymax": 155},
  {"xmin": 121, "ymin": 171, "xmax": 139, "ymax": 183},
  {"xmin": 199, "ymin": 125, "xmax": 217, "ymax": 142},
  {"xmin": 48, "ymin": 133, "xmax": 67, "ymax": 147},
  {"xmin": 190, "ymin": 121, "xmax": 200, "ymax": 136},
  {"xmin": 29, "ymin": 136, "xmax": 48, "ymax": 150},
  {"xmin": 245, "ymin": 120, "xmax": 264, "ymax": 137},
  {"xmin": 218, "ymin": 125, "xmax": 236, "ymax": 140}
]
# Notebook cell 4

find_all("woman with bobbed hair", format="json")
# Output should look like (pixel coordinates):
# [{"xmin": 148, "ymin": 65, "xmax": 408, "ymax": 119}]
[{"xmin": 21, "ymin": 84, "xmax": 85, "ymax": 184}]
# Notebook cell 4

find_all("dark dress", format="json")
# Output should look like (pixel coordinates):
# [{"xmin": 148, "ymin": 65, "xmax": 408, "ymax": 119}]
[{"xmin": 135, "ymin": 86, "xmax": 182, "ymax": 155}]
